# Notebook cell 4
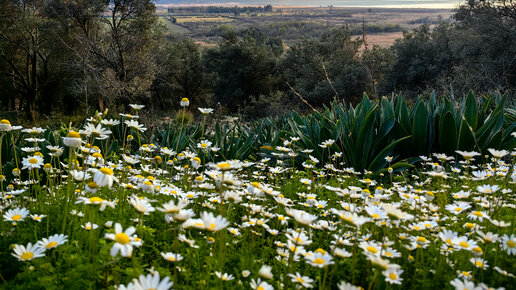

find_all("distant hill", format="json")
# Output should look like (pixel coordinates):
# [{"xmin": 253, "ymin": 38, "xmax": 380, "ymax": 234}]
[{"xmin": 155, "ymin": 0, "xmax": 461, "ymax": 9}]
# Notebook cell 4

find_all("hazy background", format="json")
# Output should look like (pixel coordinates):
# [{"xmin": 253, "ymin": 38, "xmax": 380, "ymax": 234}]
[{"xmin": 156, "ymin": 0, "xmax": 463, "ymax": 8}]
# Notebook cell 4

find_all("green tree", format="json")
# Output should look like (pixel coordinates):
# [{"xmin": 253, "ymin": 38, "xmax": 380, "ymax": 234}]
[
  {"xmin": 48, "ymin": 0, "xmax": 162, "ymax": 112},
  {"xmin": 152, "ymin": 38, "xmax": 207, "ymax": 110},
  {"xmin": 0, "ymin": 0, "xmax": 70, "ymax": 120},
  {"xmin": 203, "ymin": 28, "xmax": 283, "ymax": 111},
  {"xmin": 282, "ymin": 26, "xmax": 368, "ymax": 106}
]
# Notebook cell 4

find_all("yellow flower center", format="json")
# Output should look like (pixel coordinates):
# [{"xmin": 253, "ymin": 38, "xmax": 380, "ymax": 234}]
[
  {"xmin": 99, "ymin": 167, "xmax": 113, "ymax": 175},
  {"xmin": 181, "ymin": 97, "xmax": 189, "ymax": 102},
  {"xmin": 473, "ymin": 211, "xmax": 482, "ymax": 217},
  {"xmin": 455, "ymin": 207, "xmax": 462, "ymax": 212},
  {"xmin": 12, "ymin": 214, "xmax": 22, "ymax": 221},
  {"xmin": 89, "ymin": 197, "xmax": 103, "ymax": 203},
  {"xmin": 201, "ymin": 143, "xmax": 207, "ymax": 148},
  {"xmin": 87, "ymin": 182, "xmax": 99, "ymax": 189},
  {"xmin": 417, "ymin": 237, "xmax": 427, "ymax": 243},
  {"xmin": 465, "ymin": 223, "xmax": 475, "ymax": 229},
  {"xmin": 29, "ymin": 158, "xmax": 39, "ymax": 164},
  {"xmin": 0, "ymin": 119, "xmax": 10, "ymax": 125},
  {"xmin": 389, "ymin": 273, "xmax": 397, "ymax": 280},
  {"xmin": 21, "ymin": 252, "xmax": 34, "ymax": 260},
  {"xmin": 115, "ymin": 233, "xmax": 130, "ymax": 244},
  {"xmin": 312, "ymin": 258, "xmax": 325, "ymax": 264},
  {"xmin": 472, "ymin": 247, "xmax": 482, "ymax": 253},
  {"xmin": 507, "ymin": 240, "xmax": 515, "ymax": 248},
  {"xmin": 297, "ymin": 277, "xmax": 305, "ymax": 283},
  {"xmin": 366, "ymin": 246, "xmax": 378, "ymax": 254},
  {"xmin": 446, "ymin": 239, "xmax": 452, "ymax": 245},
  {"xmin": 67, "ymin": 131, "xmax": 81, "ymax": 138},
  {"xmin": 459, "ymin": 241, "xmax": 469, "ymax": 248},
  {"xmin": 92, "ymin": 153, "xmax": 103, "ymax": 158},
  {"xmin": 46, "ymin": 241, "xmax": 58, "ymax": 248},
  {"xmin": 475, "ymin": 261, "xmax": 483, "ymax": 267},
  {"xmin": 208, "ymin": 223, "xmax": 216, "ymax": 231},
  {"xmin": 385, "ymin": 252, "xmax": 392, "ymax": 257},
  {"xmin": 169, "ymin": 256, "xmax": 176, "ymax": 261},
  {"xmin": 371, "ymin": 214, "xmax": 380, "ymax": 218},
  {"xmin": 217, "ymin": 163, "xmax": 231, "ymax": 170},
  {"xmin": 257, "ymin": 287, "xmax": 265, "ymax": 290}
]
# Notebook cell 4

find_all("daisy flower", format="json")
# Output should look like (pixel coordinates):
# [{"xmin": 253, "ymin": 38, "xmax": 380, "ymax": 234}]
[
  {"xmin": 445, "ymin": 201, "xmax": 471, "ymax": 214},
  {"xmin": 487, "ymin": 148, "xmax": 508, "ymax": 159},
  {"xmin": 337, "ymin": 281, "xmax": 362, "ymax": 290},
  {"xmin": 30, "ymin": 214, "xmax": 46, "ymax": 222},
  {"xmin": 305, "ymin": 252, "xmax": 334, "ymax": 268},
  {"xmin": 286, "ymin": 208, "xmax": 317, "ymax": 225},
  {"xmin": 0, "ymin": 119, "xmax": 12, "ymax": 131},
  {"xmin": 286, "ymin": 230, "xmax": 312, "ymax": 246},
  {"xmin": 12, "ymin": 243, "xmax": 46, "ymax": 261},
  {"xmin": 359, "ymin": 241, "xmax": 382, "ymax": 257},
  {"xmin": 467, "ymin": 210, "xmax": 489, "ymax": 222},
  {"xmin": 197, "ymin": 140, "xmax": 212, "ymax": 149},
  {"xmin": 199, "ymin": 211, "xmax": 229, "ymax": 232},
  {"xmin": 198, "ymin": 108, "xmax": 213, "ymax": 114},
  {"xmin": 157, "ymin": 199, "xmax": 189, "ymax": 214},
  {"xmin": 124, "ymin": 120, "xmax": 147, "ymax": 132},
  {"xmin": 382, "ymin": 268, "xmax": 403, "ymax": 285},
  {"xmin": 105, "ymin": 223, "xmax": 141, "ymax": 257},
  {"xmin": 214, "ymin": 272, "xmax": 234, "ymax": 281},
  {"xmin": 38, "ymin": 234, "xmax": 68, "ymax": 249},
  {"xmin": 476, "ymin": 185, "xmax": 499, "ymax": 194},
  {"xmin": 470, "ymin": 257, "xmax": 488, "ymax": 269},
  {"xmin": 450, "ymin": 278, "xmax": 482, "ymax": 290},
  {"xmin": 180, "ymin": 97, "xmax": 189, "ymax": 107},
  {"xmin": 287, "ymin": 272, "xmax": 314, "ymax": 288},
  {"xmin": 101, "ymin": 119, "xmax": 120, "ymax": 127},
  {"xmin": 82, "ymin": 222, "xmax": 99, "ymax": 230},
  {"xmin": 22, "ymin": 127, "xmax": 45, "ymax": 135},
  {"xmin": 452, "ymin": 236, "xmax": 478, "ymax": 252},
  {"xmin": 81, "ymin": 123, "xmax": 111, "ymax": 140},
  {"xmin": 93, "ymin": 167, "xmax": 118, "ymax": 188},
  {"xmin": 62, "ymin": 131, "xmax": 82, "ymax": 147},
  {"xmin": 3, "ymin": 207, "xmax": 30, "ymax": 223},
  {"xmin": 130, "ymin": 272, "xmax": 173, "ymax": 290},
  {"xmin": 160, "ymin": 252, "xmax": 184, "ymax": 262},
  {"xmin": 21, "ymin": 155, "xmax": 44, "ymax": 170},
  {"xmin": 258, "ymin": 264, "xmax": 273, "ymax": 279},
  {"xmin": 129, "ymin": 104, "xmax": 145, "ymax": 111},
  {"xmin": 129, "ymin": 196, "xmax": 155, "ymax": 215},
  {"xmin": 455, "ymin": 150, "xmax": 481, "ymax": 161},
  {"xmin": 500, "ymin": 234, "xmax": 516, "ymax": 255},
  {"xmin": 250, "ymin": 278, "xmax": 273, "ymax": 290}
]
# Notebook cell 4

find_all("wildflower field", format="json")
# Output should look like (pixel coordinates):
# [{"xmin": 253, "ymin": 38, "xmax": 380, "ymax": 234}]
[{"xmin": 0, "ymin": 94, "xmax": 515, "ymax": 289}]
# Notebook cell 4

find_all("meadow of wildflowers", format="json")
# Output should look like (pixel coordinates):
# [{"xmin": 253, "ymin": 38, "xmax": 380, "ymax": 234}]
[{"xmin": 0, "ymin": 98, "xmax": 515, "ymax": 289}]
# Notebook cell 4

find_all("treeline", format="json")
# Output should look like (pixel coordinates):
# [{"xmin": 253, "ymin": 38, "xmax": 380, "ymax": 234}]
[
  {"xmin": 190, "ymin": 21, "xmax": 404, "ymax": 44},
  {"xmin": 167, "ymin": 5, "xmax": 273, "ymax": 15},
  {"xmin": 0, "ymin": 0, "xmax": 515, "ymax": 123}
]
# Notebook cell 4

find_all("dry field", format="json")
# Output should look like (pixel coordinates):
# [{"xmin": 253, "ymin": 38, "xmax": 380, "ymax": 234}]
[{"xmin": 156, "ymin": 6, "xmax": 452, "ymax": 47}]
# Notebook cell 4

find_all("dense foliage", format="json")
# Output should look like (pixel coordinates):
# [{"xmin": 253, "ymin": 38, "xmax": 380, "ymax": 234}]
[{"xmin": 1, "ymin": 0, "xmax": 515, "ymax": 123}]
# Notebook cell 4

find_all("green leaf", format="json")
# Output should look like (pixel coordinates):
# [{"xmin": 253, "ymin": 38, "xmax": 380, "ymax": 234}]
[
  {"xmin": 439, "ymin": 112, "xmax": 457, "ymax": 154},
  {"xmin": 412, "ymin": 100, "xmax": 428, "ymax": 155}
]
